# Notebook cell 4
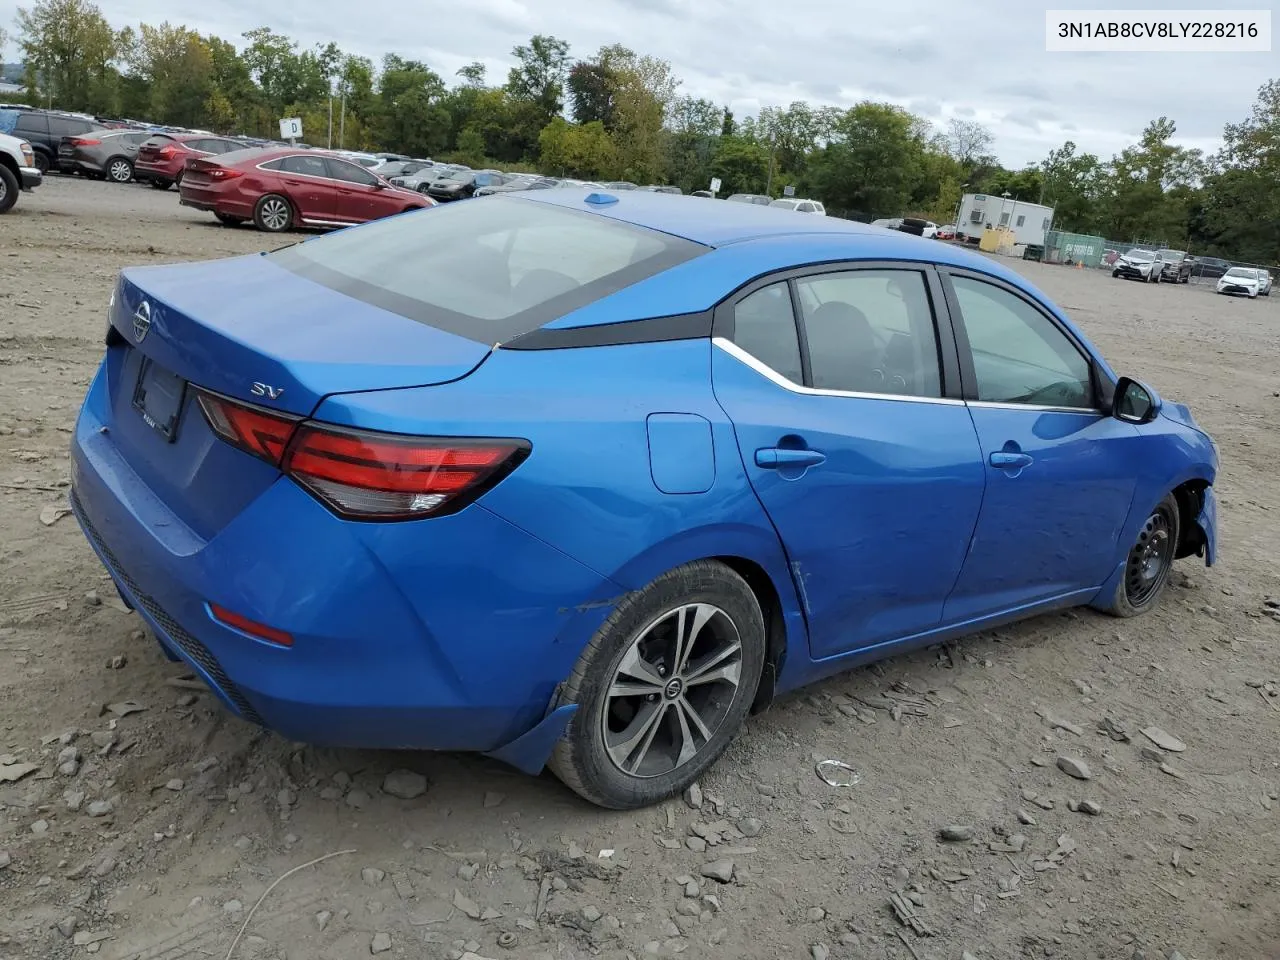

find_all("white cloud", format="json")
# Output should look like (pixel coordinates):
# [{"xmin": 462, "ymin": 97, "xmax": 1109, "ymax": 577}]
[{"xmin": 1, "ymin": 0, "xmax": 1270, "ymax": 166}]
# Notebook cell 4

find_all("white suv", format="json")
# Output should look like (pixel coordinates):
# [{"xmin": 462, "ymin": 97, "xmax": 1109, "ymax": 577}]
[
  {"xmin": 0, "ymin": 131, "xmax": 43, "ymax": 214},
  {"xmin": 768, "ymin": 197, "xmax": 826, "ymax": 215}
]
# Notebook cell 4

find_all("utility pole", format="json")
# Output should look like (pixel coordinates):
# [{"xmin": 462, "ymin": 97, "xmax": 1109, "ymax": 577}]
[
  {"xmin": 765, "ymin": 136, "xmax": 776, "ymax": 196},
  {"xmin": 339, "ymin": 85, "xmax": 346, "ymax": 150},
  {"xmin": 327, "ymin": 93, "xmax": 333, "ymax": 149}
]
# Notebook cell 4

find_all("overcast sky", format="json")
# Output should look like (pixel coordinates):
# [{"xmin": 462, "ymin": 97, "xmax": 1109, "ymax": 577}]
[{"xmin": 1, "ymin": 0, "xmax": 1273, "ymax": 166}]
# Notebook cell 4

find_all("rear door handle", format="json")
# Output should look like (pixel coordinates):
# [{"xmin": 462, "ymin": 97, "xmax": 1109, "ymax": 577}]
[
  {"xmin": 756, "ymin": 448, "xmax": 827, "ymax": 469},
  {"xmin": 989, "ymin": 451, "xmax": 1034, "ymax": 469}
]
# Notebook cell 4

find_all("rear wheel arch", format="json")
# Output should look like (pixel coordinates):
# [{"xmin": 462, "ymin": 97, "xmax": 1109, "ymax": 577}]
[{"xmin": 713, "ymin": 555, "xmax": 789, "ymax": 712}]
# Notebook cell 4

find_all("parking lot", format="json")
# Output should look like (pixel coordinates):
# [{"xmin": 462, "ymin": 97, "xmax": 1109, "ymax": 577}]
[{"xmin": 2, "ymin": 176, "xmax": 1279, "ymax": 960}]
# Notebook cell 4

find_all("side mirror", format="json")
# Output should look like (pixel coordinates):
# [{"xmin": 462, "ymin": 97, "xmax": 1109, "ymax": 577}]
[
  {"xmin": 373, "ymin": 180, "xmax": 388, "ymax": 190},
  {"xmin": 1113, "ymin": 376, "xmax": 1161, "ymax": 424}
]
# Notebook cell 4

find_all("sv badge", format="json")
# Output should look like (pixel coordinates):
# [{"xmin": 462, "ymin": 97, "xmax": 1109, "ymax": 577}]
[{"xmin": 251, "ymin": 382, "xmax": 284, "ymax": 400}]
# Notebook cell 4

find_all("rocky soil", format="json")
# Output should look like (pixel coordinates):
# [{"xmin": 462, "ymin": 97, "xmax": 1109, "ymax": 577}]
[{"xmin": 1, "ymin": 177, "xmax": 1278, "ymax": 960}]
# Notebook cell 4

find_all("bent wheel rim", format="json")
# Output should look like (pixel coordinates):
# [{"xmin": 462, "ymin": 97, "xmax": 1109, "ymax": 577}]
[
  {"xmin": 601, "ymin": 603, "xmax": 743, "ymax": 779},
  {"xmin": 1125, "ymin": 509, "xmax": 1173, "ymax": 606},
  {"xmin": 261, "ymin": 199, "xmax": 289, "ymax": 230}
]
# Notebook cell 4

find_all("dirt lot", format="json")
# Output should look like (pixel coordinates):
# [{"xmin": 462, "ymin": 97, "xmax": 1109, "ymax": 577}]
[{"xmin": 1, "ymin": 177, "xmax": 1278, "ymax": 960}]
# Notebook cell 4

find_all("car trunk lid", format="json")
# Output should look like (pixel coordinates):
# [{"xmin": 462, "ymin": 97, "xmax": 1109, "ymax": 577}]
[{"xmin": 99, "ymin": 254, "xmax": 493, "ymax": 536}]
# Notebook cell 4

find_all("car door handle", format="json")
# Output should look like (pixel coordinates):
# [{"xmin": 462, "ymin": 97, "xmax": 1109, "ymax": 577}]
[
  {"xmin": 756, "ymin": 448, "xmax": 827, "ymax": 469},
  {"xmin": 989, "ymin": 451, "xmax": 1034, "ymax": 469}
]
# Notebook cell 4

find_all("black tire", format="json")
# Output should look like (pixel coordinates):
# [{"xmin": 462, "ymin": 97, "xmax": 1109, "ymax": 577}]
[
  {"xmin": 214, "ymin": 212, "xmax": 244, "ymax": 227},
  {"xmin": 150, "ymin": 179, "xmax": 172, "ymax": 191},
  {"xmin": 253, "ymin": 194, "xmax": 294, "ymax": 233},
  {"xmin": 1098, "ymin": 493, "xmax": 1180, "ymax": 618},
  {"xmin": 548, "ymin": 560, "xmax": 765, "ymax": 809},
  {"xmin": 417, "ymin": 183, "xmax": 431, "ymax": 194},
  {"xmin": 1112, "ymin": 269, "xmax": 1121, "ymax": 278},
  {"xmin": 105, "ymin": 157, "xmax": 133, "ymax": 183},
  {"xmin": 0, "ymin": 164, "xmax": 18, "ymax": 214},
  {"xmin": 32, "ymin": 152, "xmax": 49, "ymax": 174}
]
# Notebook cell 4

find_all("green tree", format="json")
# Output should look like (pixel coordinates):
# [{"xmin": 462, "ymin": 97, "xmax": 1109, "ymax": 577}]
[
  {"xmin": 127, "ymin": 22, "xmax": 214, "ymax": 127},
  {"xmin": 538, "ymin": 117, "xmax": 617, "ymax": 178},
  {"xmin": 567, "ymin": 60, "xmax": 615, "ymax": 127},
  {"xmin": 454, "ymin": 124, "xmax": 486, "ymax": 166},
  {"xmin": 377, "ymin": 55, "xmax": 449, "ymax": 156},
  {"xmin": 15, "ymin": 0, "xmax": 117, "ymax": 110},
  {"xmin": 456, "ymin": 61, "xmax": 486, "ymax": 87},
  {"xmin": 505, "ymin": 34, "xmax": 569, "ymax": 122},
  {"xmin": 944, "ymin": 118, "xmax": 994, "ymax": 167},
  {"xmin": 804, "ymin": 102, "xmax": 929, "ymax": 218},
  {"xmin": 1038, "ymin": 141, "xmax": 1104, "ymax": 233},
  {"xmin": 1098, "ymin": 117, "xmax": 1205, "ymax": 243},
  {"xmin": 1201, "ymin": 81, "xmax": 1280, "ymax": 262},
  {"xmin": 710, "ymin": 135, "xmax": 769, "ymax": 195},
  {"xmin": 597, "ymin": 44, "xmax": 679, "ymax": 183}
]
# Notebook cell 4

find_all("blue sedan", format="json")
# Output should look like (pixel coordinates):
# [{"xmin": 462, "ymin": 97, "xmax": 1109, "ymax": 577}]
[{"xmin": 70, "ymin": 190, "xmax": 1217, "ymax": 809}]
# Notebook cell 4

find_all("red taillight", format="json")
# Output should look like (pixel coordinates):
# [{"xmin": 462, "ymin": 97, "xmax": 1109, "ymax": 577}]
[
  {"xmin": 284, "ymin": 423, "xmax": 529, "ymax": 520},
  {"xmin": 209, "ymin": 603, "xmax": 293, "ymax": 647},
  {"xmin": 69, "ymin": 137, "xmax": 102, "ymax": 146},
  {"xmin": 193, "ymin": 389, "xmax": 528, "ymax": 520},
  {"xmin": 206, "ymin": 167, "xmax": 244, "ymax": 181},
  {"xmin": 195, "ymin": 390, "xmax": 299, "ymax": 465},
  {"xmin": 157, "ymin": 145, "xmax": 177, "ymax": 158}
]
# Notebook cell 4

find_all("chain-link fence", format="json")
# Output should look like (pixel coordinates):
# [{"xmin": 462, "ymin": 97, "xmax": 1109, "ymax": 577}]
[{"xmin": 1036, "ymin": 232, "xmax": 1276, "ymax": 290}]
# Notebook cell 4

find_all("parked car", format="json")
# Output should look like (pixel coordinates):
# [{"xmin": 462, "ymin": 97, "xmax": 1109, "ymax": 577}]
[
  {"xmin": 935, "ymin": 224, "xmax": 957, "ymax": 240},
  {"xmin": 1258, "ymin": 269, "xmax": 1273, "ymax": 296},
  {"xmin": 135, "ymin": 133, "xmax": 246, "ymax": 190},
  {"xmin": 726, "ymin": 193, "xmax": 772, "ymax": 206},
  {"xmin": 768, "ymin": 197, "xmax": 826, "ymax": 215},
  {"xmin": 57, "ymin": 130, "xmax": 151, "ymax": 182},
  {"xmin": 71, "ymin": 192, "xmax": 1217, "ymax": 809},
  {"xmin": 10, "ymin": 109, "xmax": 105, "ymax": 173},
  {"xmin": 0, "ymin": 130, "xmax": 42, "ymax": 213},
  {"xmin": 371, "ymin": 159, "xmax": 431, "ymax": 180},
  {"xmin": 601, "ymin": 181, "xmax": 638, "ymax": 191},
  {"xmin": 640, "ymin": 185, "xmax": 682, "ymax": 194},
  {"xmin": 1112, "ymin": 248, "xmax": 1163, "ymax": 283},
  {"xmin": 427, "ymin": 168, "xmax": 507, "ymax": 201},
  {"xmin": 899, "ymin": 218, "xmax": 938, "ymax": 238},
  {"xmin": 870, "ymin": 217, "xmax": 903, "ymax": 230},
  {"xmin": 1216, "ymin": 267, "xmax": 1263, "ymax": 298},
  {"xmin": 1157, "ymin": 250, "xmax": 1193, "ymax": 283},
  {"xmin": 334, "ymin": 151, "xmax": 380, "ymax": 168},
  {"xmin": 1192, "ymin": 256, "xmax": 1232, "ymax": 280},
  {"xmin": 474, "ymin": 178, "xmax": 559, "ymax": 197},
  {"xmin": 178, "ymin": 147, "xmax": 434, "ymax": 232},
  {"xmin": 690, "ymin": 190, "xmax": 715, "ymax": 198}
]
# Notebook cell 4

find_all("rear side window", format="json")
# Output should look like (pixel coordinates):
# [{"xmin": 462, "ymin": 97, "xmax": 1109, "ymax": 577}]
[
  {"xmin": 795, "ymin": 270, "xmax": 942, "ymax": 398},
  {"xmin": 269, "ymin": 196, "xmax": 707, "ymax": 342},
  {"xmin": 14, "ymin": 113, "xmax": 47, "ymax": 134},
  {"xmin": 732, "ymin": 283, "xmax": 803, "ymax": 383}
]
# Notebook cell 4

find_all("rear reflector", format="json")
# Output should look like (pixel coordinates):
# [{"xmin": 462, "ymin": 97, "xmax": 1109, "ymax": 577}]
[
  {"xmin": 283, "ymin": 423, "xmax": 530, "ymax": 520},
  {"xmin": 193, "ymin": 389, "xmax": 529, "ymax": 520},
  {"xmin": 209, "ymin": 603, "xmax": 293, "ymax": 647}
]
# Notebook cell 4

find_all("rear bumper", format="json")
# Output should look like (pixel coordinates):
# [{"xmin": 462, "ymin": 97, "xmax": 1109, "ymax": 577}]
[
  {"xmin": 69, "ymin": 359, "xmax": 619, "ymax": 764},
  {"xmin": 19, "ymin": 166, "xmax": 42, "ymax": 189},
  {"xmin": 133, "ymin": 162, "xmax": 179, "ymax": 183}
]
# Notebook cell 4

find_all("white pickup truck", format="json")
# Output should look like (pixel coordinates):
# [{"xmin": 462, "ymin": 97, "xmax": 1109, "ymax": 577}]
[{"xmin": 0, "ymin": 130, "xmax": 44, "ymax": 214}]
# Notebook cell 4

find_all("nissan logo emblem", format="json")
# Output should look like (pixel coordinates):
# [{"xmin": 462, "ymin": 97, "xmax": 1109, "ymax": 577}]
[{"xmin": 132, "ymin": 300, "xmax": 152, "ymax": 343}]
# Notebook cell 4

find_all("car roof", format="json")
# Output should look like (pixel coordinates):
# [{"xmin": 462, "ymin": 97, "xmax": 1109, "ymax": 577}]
[{"xmin": 520, "ymin": 189, "xmax": 910, "ymax": 248}]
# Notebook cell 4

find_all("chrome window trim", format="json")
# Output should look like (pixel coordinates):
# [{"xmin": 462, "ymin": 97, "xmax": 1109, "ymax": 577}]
[
  {"xmin": 254, "ymin": 156, "xmax": 335, "ymax": 182},
  {"xmin": 716, "ymin": 339, "xmax": 1106, "ymax": 415},
  {"xmin": 967, "ymin": 399, "xmax": 1105, "ymax": 416},
  {"xmin": 713, "ymin": 337, "xmax": 964, "ymax": 407}
]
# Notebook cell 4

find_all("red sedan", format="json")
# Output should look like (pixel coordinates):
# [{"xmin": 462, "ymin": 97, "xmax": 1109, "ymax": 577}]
[
  {"xmin": 179, "ymin": 147, "xmax": 435, "ymax": 233},
  {"xmin": 134, "ymin": 133, "xmax": 246, "ymax": 190}
]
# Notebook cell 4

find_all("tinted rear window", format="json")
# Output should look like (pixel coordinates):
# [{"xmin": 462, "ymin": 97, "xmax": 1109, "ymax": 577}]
[{"xmin": 268, "ymin": 196, "xmax": 707, "ymax": 343}]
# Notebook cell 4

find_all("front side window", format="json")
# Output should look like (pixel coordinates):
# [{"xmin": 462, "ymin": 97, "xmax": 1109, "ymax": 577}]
[
  {"xmin": 731, "ymin": 282, "xmax": 802, "ymax": 383},
  {"xmin": 269, "ymin": 195, "xmax": 706, "ymax": 342},
  {"xmin": 951, "ymin": 275, "xmax": 1093, "ymax": 409},
  {"xmin": 326, "ymin": 158, "xmax": 378, "ymax": 185},
  {"xmin": 280, "ymin": 154, "xmax": 329, "ymax": 178},
  {"xmin": 795, "ymin": 270, "xmax": 942, "ymax": 398}
]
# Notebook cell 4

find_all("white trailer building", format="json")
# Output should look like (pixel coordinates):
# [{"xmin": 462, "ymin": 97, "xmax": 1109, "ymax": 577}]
[{"xmin": 956, "ymin": 193, "xmax": 1055, "ymax": 250}]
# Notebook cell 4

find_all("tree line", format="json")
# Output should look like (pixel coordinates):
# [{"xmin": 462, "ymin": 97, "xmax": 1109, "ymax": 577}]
[{"xmin": 6, "ymin": 0, "xmax": 1278, "ymax": 263}]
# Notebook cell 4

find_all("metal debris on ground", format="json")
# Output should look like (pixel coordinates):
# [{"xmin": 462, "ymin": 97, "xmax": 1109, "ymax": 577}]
[{"xmin": 815, "ymin": 759, "xmax": 861, "ymax": 787}]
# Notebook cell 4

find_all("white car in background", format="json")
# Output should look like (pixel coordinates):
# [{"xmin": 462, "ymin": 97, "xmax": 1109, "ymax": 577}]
[
  {"xmin": 769, "ymin": 197, "xmax": 826, "ymax": 215},
  {"xmin": 1258, "ymin": 269, "xmax": 1273, "ymax": 296},
  {"xmin": 1216, "ymin": 267, "xmax": 1263, "ymax": 298}
]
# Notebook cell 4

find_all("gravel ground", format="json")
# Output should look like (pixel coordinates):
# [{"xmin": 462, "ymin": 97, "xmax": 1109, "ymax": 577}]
[{"xmin": 1, "ymin": 176, "xmax": 1279, "ymax": 960}]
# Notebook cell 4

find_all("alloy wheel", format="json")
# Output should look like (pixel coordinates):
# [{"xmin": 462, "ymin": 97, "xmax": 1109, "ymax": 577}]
[
  {"xmin": 260, "ymin": 198, "xmax": 290, "ymax": 231},
  {"xmin": 601, "ymin": 603, "xmax": 743, "ymax": 778},
  {"xmin": 0, "ymin": 178, "xmax": 7, "ymax": 205},
  {"xmin": 1124, "ymin": 509, "xmax": 1173, "ymax": 606},
  {"xmin": 108, "ymin": 160, "xmax": 131, "ymax": 182}
]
